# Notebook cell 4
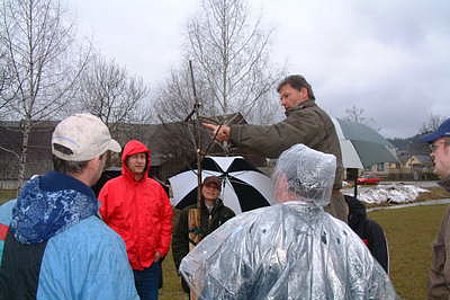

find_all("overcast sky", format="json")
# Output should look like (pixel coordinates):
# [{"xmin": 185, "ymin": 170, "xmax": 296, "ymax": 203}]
[{"xmin": 69, "ymin": 0, "xmax": 450, "ymax": 138}]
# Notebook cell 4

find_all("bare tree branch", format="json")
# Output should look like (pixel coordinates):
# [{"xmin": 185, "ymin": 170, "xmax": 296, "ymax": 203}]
[
  {"xmin": 419, "ymin": 113, "xmax": 444, "ymax": 134},
  {"xmin": 0, "ymin": 0, "xmax": 90, "ymax": 189},
  {"xmin": 78, "ymin": 54, "xmax": 150, "ymax": 135},
  {"xmin": 154, "ymin": 0, "xmax": 282, "ymax": 125}
]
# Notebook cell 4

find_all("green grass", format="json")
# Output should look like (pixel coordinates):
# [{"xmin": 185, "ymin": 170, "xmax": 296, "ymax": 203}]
[
  {"xmin": 160, "ymin": 249, "xmax": 186, "ymax": 299},
  {"xmin": 369, "ymin": 205, "xmax": 445, "ymax": 299},
  {"xmin": 1, "ymin": 189, "xmax": 448, "ymax": 299},
  {"xmin": 0, "ymin": 190, "xmax": 17, "ymax": 205}
]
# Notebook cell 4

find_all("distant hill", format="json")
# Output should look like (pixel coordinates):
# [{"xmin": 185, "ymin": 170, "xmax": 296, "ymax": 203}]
[{"xmin": 388, "ymin": 134, "xmax": 429, "ymax": 155}]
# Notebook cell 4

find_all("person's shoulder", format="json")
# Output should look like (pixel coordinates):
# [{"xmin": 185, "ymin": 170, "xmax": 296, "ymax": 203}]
[
  {"xmin": 221, "ymin": 204, "xmax": 236, "ymax": 215},
  {"xmin": 235, "ymin": 204, "xmax": 275, "ymax": 221},
  {"xmin": 365, "ymin": 218, "xmax": 385, "ymax": 232},
  {"xmin": 105, "ymin": 175, "xmax": 125, "ymax": 185},
  {"xmin": 288, "ymin": 101, "xmax": 324, "ymax": 118},
  {"xmin": 100, "ymin": 176, "xmax": 126, "ymax": 193},
  {"xmin": 182, "ymin": 203, "xmax": 198, "ymax": 212},
  {"xmin": 324, "ymin": 213, "xmax": 356, "ymax": 235},
  {"xmin": 49, "ymin": 216, "xmax": 123, "ymax": 247},
  {"xmin": 145, "ymin": 177, "xmax": 163, "ymax": 186},
  {"xmin": 41, "ymin": 217, "xmax": 130, "ymax": 288}
]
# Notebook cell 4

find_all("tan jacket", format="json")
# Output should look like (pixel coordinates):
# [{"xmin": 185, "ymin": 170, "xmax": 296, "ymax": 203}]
[
  {"xmin": 429, "ymin": 177, "xmax": 450, "ymax": 299},
  {"xmin": 230, "ymin": 99, "xmax": 343, "ymax": 189}
]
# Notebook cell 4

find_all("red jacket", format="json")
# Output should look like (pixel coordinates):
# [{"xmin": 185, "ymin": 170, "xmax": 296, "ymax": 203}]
[{"xmin": 99, "ymin": 140, "xmax": 173, "ymax": 270}]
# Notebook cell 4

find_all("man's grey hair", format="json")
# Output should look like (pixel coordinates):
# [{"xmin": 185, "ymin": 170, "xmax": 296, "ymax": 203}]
[{"xmin": 52, "ymin": 143, "xmax": 90, "ymax": 174}]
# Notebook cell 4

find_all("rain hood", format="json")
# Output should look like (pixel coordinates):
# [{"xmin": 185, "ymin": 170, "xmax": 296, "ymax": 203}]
[
  {"xmin": 121, "ymin": 140, "xmax": 151, "ymax": 181},
  {"xmin": 10, "ymin": 173, "xmax": 98, "ymax": 244}
]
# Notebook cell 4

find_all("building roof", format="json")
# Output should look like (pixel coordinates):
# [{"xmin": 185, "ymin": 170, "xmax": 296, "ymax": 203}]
[{"xmin": 0, "ymin": 113, "xmax": 261, "ymax": 180}]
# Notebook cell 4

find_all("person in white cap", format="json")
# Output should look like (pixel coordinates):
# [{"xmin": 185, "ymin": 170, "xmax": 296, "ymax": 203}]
[
  {"xmin": 0, "ymin": 113, "xmax": 139, "ymax": 300},
  {"xmin": 180, "ymin": 144, "xmax": 397, "ymax": 299}
]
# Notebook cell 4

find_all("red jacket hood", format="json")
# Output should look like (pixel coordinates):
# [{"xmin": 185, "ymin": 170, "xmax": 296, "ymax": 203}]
[{"xmin": 121, "ymin": 140, "xmax": 151, "ymax": 181}]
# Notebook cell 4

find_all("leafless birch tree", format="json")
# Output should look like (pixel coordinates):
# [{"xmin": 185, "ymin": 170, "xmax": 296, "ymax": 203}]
[
  {"xmin": 154, "ymin": 0, "xmax": 281, "ymax": 124},
  {"xmin": 78, "ymin": 55, "xmax": 150, "ymax": 134},
  {"xmin": 0, "ymin": 0, "xmax": 89, "ymax": 189}
]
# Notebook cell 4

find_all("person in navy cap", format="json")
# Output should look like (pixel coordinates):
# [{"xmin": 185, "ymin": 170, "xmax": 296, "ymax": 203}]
[{"xmin": 421, "ymin": 117, "xmax": 450, "ymax": 299}]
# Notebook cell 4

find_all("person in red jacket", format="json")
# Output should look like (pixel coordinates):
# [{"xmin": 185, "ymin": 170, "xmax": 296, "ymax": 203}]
[{"xmin": 99, "ymin": 140, "xmax": 173, "ymax": 300}]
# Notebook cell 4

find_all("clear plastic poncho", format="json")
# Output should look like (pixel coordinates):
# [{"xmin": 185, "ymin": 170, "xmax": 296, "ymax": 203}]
[{"xmin": 180, "ymin": 144, "xmax": 398, "ymax": 299}]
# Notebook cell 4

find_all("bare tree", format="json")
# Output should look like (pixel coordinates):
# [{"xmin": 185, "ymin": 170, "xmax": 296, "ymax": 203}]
[
  {"xmin": 419, "ymin": 113, "xmax": 444, "ymax": 134},
  {"xmin": 154, "ymin": 65, "xmax": 212, "ymax": 123},
  {"xmin": 343, "ymin": 105, "xmax": 366, "ymax": 123},
  {"xmin": 0, "ymin": 38, "xmax": 15, "ymax": 117},
  {"xmin": 188, "ymin": 0, "xmax": 279, "ymax": 119},
  {"xmin": 78, "ymin": 55, "xmax": 150, "ymax": 133},
  {"xmin": 0, "ymin": 0, "xmax": 89, "ymax": 189},
  {"xmin": 342, "ymin": 105, "xmax": 380, "ymax": 131},
  {"xmin": 154, "ymin": 0, "xmax": 281, "ymax": 124}
]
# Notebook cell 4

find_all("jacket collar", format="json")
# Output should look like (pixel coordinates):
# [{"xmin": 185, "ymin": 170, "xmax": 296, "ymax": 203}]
[
  {"xmin": 40, "ymin": 171, "xmax": 95, "ymax": 197},
  {"xmin": 11, "ymin": 172, "xmax": 98, "ymax": 244},
  {"xmin": 439, "ymin": 176, "xmax": 450, "ymax": 192},
  {"xmin": 285, "ymin": 99, "xmax": 316, "ymax": 116}
]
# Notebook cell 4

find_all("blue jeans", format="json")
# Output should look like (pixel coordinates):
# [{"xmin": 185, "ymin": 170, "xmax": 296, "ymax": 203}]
[{"xmin": 133, "ymin": 262, "xmax": 161, "ymax": 300}]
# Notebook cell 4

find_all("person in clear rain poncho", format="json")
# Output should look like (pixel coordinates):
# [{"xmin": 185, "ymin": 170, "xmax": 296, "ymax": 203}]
[{"xmin": 179, "ymin": 144, "xmax": 398, "ymax": 299}]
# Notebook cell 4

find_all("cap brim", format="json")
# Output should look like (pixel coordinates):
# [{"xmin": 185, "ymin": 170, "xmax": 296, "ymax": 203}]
[
  {"xmin": 420, "ymin": 132, "xmax": 441, "ymax": 143},
  {"xmin": 106, "ymin": 139, "xmax": 122, "ymax": 153}
]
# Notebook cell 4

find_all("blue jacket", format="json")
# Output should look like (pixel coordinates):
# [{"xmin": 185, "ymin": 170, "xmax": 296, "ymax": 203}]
[
  {"xmin": 0, "ymin": 172, "xmax": 138, "ymax": 300},
  {"xmin": 0, "ymin": 199, "xmax": 16, "ymax": 263}
]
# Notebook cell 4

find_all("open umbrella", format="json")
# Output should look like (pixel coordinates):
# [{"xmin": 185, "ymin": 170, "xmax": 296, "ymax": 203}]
[
  {"xmin": 332, "ymin": 118, "xmax": 399, "ymax": 198},
  {"xmin": 332, "ymin": 118, "xmax": 364, "ymax": 169},
  {"xmin": 168, "ymin": 156, "xmax": 274, "ymax": 214},
  {"xmin": 332, "ymin": 118, "xmax": 398, "ymax": 169}
]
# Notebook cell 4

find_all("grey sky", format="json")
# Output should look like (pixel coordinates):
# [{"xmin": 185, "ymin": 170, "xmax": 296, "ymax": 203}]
[{"xmin": 69, "ymin": 0, "xmax": 450, "ymax": 138}]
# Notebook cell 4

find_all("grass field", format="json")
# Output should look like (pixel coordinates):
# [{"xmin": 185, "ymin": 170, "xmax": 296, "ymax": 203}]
[
  {"xmin": 1, "ymin": 189, "xmax": 449, "ymax": 299},
  {"xmin": 369, "ymin": 205, "xmax": 445, "ymax": 299}
]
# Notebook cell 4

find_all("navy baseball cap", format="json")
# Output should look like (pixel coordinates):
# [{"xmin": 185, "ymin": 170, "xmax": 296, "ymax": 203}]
[{"xmin": 420, "ymin": 118, "xmax": 450, "ymax": 143}]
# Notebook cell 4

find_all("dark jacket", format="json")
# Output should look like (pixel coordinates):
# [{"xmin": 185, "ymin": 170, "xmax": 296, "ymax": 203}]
[
  {"xmin": 429, "ymin": 176, "xmax": 450, "ymax": 299},
  {"xmin": 345, "ymin": 195, "xmax": 389, "ymax": 273},
  {"xmin": 229, "ymin": 99, "xmax": 343, "ymax": 189},
  {"xmin": 172, "ymin": 199, "xmax": 235, "ymax": 292}
]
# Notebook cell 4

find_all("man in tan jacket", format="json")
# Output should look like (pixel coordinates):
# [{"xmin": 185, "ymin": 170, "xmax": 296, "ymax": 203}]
[
  {"xmin": 204, "ymin": 74, "xmax": 348, "ymax": 222},
  {"xmin": 421, "ymin": 117, "xmax": 450, "ymax": 299}
]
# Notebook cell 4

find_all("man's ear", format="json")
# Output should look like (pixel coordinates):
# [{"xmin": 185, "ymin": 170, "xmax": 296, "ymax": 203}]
[
  {"xmin": 300, "ymin": 87, "xmax": 309, "ymax": 100},
  {"xmin": 89, "ymin": 156, "xmax": 102, "ymax": 167},
  {"xmin": 274, "ymin": 174, "xmax": 290, "ymax": 203}
]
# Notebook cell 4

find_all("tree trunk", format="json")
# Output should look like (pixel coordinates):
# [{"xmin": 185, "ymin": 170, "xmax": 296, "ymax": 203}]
[
  {"xmin": 188, "ymin": 208, "xmax": 201, "ymax": 300},
  {"xmin": 17, "ymin": 119, "xmax": 31, "ymax": 192}
]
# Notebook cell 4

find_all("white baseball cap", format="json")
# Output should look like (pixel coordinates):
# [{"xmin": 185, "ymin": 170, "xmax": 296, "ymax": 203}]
[{"xmin": 52, "ymin": 113, "xmax": 121, "ymax": 161}]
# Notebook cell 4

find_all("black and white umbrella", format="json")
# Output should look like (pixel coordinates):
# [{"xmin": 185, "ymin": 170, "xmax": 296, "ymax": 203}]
[{"xmin": 168, "ymin": 156, "xmax": 274, "ymax": 214}]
